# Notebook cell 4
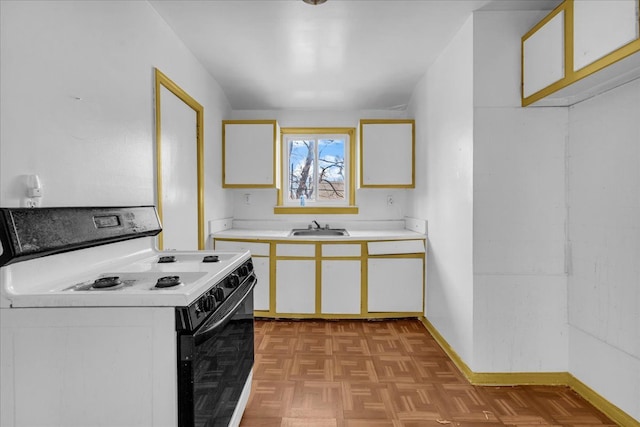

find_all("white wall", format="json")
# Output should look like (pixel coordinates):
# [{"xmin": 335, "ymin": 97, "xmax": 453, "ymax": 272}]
[
  {"xmin": 229, "ymin": 109, "xmax": 411, "ymax": 222},
  {"xmin": 471, "ymin": 11, "xmax": 568, "ymax": 372},
  {"xmin": 408, "ymin": 17, "xmax": 475, "ymax": 364},
  {"xmin": 410, "ymin": 6, "xmax": 639, "ymax": 420},
  {"xmin": 0, "ymin": 1, "xmax": 232, "ymax": 227},
  {"xmin": 567, "ymin": 78, "xmax": 640, "ymax": 420}
]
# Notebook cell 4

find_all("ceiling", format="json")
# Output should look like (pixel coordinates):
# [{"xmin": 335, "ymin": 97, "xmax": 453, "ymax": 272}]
[{"xmin": 149, "ymin": 0, "xmax": 561, "ymax": 111}]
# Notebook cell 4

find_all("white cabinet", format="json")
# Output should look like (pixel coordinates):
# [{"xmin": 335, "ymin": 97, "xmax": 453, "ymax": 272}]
[
  {"xmin": 213, "ymin": 239, "xmax": 270, "ymax": 256},
  {"xmin": 368, "ymin": 258, "xmax": 423, "ymax": 313},
  {"xmin": 573, "ymin": 0, "xmax": 639, "ymax": 71},
  {"xmin": 360, "ymin": 120, "xmax": 415, "ymax": 188},
  {"xmin": 252, "ymin": 257, "xmax": 270, "ymax": 311},
  {"xmin": 213, "ymin": 239, "xmax": 271, "ymax": 311},
  {"xmin": 275, "ymin": 260, "xmax": 316, "ymax": 314},
  {"xmin": 214, "ymin": 237, "xmax": 425, "ymax": 318},
  {"xmin": 522, "ymin": 0, "xmax": 640, "ymax": 106},
  {"xmin": 222, "ymin": 120, "xmax": 278, "ymax": 187},
  {"xmin": 321, "ymin": 260, "xmax": 360, "ymax": 314},
  {"xmin": 522, "ymin": 8, "xmax": 565, "ymax": 98},
  {"xmin": 321, "ymin": 244, "xmax": 362, "ymax": 315}
]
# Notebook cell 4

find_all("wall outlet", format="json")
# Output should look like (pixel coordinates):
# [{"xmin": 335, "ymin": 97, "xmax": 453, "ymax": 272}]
[
  {"xmin": 387, "ymin": 195, "xmax": 394, "ymax": 206},
  {"xmin": 25, "ymin": 198, "xmax": 39, "ymax": 208},
  {"xmin": 244, "ymin": 193, "xmax": 251, "ymax": 205}
]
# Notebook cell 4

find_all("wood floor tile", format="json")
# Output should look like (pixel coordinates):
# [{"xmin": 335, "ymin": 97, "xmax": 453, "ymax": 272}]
[
  {"xmin": 341, "ymin": 382, "xmax": 395, "ymax": 420},
  {"xmin": 286, "ymin": 381, "xmax": 344, "ymax": 419},
  {"xmin": 296, "ymin": 335, "xmax": 333, "ymax": 355},
  {"xmin": 253, "ymin": 354, "xmax": 293, "ymax": 381},
  {"xmin": 332, "ymin": 335, "xmax": 371, "ymax": 355},
  {"xmin": 281, "ymin": 418, "xmax": 338, "ymax": 427},
  {"xmin": 238, "ymin": 417, "xmax": 283, "ymax": 427},
  {"xmin": 411, "ymin": 356, "xmax": 468, "ymax": 384},
  {"xmin": 243, "ymin": 380, "xmax": 296, "ymax": 418},
  {"xmin": 289, "ymin": 354, "xmax": 334, "ymax": 381},
  {"xmin": 366, "ymin": 333, "xmax": 406, "ymax": 355},
  {"xmin": 371, "ymin": 354, "xmax": 420, "ymax": 383},
  {"xmin": 341, "ymin": 420, "xmax": 403, "ymax": 427},
  {"xmin": 333, "ymin": 356, "xmax": 378, "ymax": 382},
  {"xmin": 328, "ymin": 320, "xmax": 365, "ymax": 336},
  {"xmin": 385, "ymin": 383, "xmax": 446, "ymax": 421},
  {"xmin": 240, "ymin": 319, "xmax": 617, "ymax": 427},
  {"xmin": 257, "ymin": 335, "xmax": 299, "ymax": 354}
]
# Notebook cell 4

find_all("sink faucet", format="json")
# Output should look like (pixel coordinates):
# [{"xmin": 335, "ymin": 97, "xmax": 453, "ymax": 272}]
[{"xmin": 312, "ymin": 220, "xmax": 321, "ymax": 229}]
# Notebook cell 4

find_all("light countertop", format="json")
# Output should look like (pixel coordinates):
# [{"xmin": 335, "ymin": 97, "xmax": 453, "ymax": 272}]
[{"xmin": 211, "ymin": 228, "xmax": 426, "ymax": 242}]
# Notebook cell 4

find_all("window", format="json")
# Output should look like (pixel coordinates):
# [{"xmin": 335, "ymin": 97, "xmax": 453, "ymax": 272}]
[{"xmin": 276, "ymin": 128, "xmax": 357, "ymax": 214}]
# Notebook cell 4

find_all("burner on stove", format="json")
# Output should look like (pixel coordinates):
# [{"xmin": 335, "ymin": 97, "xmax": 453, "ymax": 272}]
[
  {"xmin": 158, "ymin": 256, "xmax": 177, "ymax": 263},
  {"xmin": 92, "ymin": 276, "xmax": 123, "ymax": 289},
  {"xmin": 155, "ymin": 275, "xmax": 182, "ymax": 288},
  {"xmin": 203, "ymin": 255, "xmax": 219, "ymax": 263}
]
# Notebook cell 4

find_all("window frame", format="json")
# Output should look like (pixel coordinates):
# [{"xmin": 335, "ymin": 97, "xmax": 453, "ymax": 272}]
[{"xmin": 275, "ymin": 127, "xmax": 358, "ymax": 215}]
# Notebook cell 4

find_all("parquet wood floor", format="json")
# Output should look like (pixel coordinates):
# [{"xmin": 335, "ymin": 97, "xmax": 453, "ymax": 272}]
[{"xmin": 240, "ymin": 319, "xmax": 616, "ymax": 427}]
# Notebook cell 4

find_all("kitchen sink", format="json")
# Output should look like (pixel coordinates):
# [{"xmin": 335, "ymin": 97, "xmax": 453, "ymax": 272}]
[{"xmin": 289, "ymin": 228, "xmax": 349, "ymax": 237}]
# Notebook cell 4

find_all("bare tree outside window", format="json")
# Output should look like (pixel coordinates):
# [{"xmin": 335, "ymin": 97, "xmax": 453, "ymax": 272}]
[{"xmin": 287, "ymin": 136, "xmax": 345, "ymax": 203}]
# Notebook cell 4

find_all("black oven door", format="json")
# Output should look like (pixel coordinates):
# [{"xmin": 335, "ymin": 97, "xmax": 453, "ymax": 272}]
[{"xmin": 177, "ymin": 274, "xmax": 256, "ymax": 427}]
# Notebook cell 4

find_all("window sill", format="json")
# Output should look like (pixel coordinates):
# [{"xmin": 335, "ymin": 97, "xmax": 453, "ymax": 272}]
[{"xmin": 274, "ymin": 206, "xmax": 359, "ymax": 215}]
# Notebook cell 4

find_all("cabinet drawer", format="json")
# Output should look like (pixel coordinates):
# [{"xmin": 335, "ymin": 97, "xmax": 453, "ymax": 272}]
[
  {"xmin": 321, "ymin": 244, "xmax": 361, "ymax": 257},
  {"xmin": 276, "ymin": 244, "xmax": 315, "ymax": 257},
  {"xmin": 367, "ymin": 240, "xmax": 425, "ymax": 255},
  {"xmin": 213, "ymin": 239, "xmax": 269, "ymax": 256}
]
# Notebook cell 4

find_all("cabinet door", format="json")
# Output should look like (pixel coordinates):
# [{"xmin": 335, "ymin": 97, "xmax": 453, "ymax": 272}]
[
  {"xmin": 368, "ymin": 258, "xmax": 423, "ymax": 312},
  {"xmin": 573, "ymin": 0, "xmax": 639, "ymax": 71},
  {"xmin": 360, "ymin": 120, "xmax": 414, "ymax": 187},
  {"xmin": 222, "ymin": 120, "xmax": 277, "ymax": 187},
  {"xmin": 321, "ymin": 260, "xmax": 361, "ymax": 314},
  {"xmin": 275, "ymin": 260, "xmax": 315, "ymax": 314},
  {"xmin": 252, "ymin": 257, "xmax": 270, "ymax": 311},
  {"xmin": 522, "ymin": 8, "xmax": 565, "ymax": 98}
]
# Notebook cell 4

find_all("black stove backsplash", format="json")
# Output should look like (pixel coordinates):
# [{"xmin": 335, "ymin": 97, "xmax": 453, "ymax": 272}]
[{"xmin": 0, "ymin": 206, "xmax": 162, "ymax": 267}]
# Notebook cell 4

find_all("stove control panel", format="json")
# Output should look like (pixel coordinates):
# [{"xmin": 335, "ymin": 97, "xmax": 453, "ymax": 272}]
[{"xmin": 176, "ymin": 258, "xmax": 254, "ymax": 332}]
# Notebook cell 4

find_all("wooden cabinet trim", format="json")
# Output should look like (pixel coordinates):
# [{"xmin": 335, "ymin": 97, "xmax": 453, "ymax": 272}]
[{"xmin": 522, "ymin": 0, "xmax": 640, "ymax": 106}]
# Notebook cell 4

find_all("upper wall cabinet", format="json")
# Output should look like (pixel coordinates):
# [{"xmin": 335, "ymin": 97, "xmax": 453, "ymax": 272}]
[
  {"xmin": 522, "ymin": 0, "xmax": 640, "ymax": 107},
  {"xmin": 359, "ymin": 119, "xmax": 415, "ymax": 188},
  {"xmin": 222, "ymin": 120, "xmax": 279, "ymax": 188},
  {"xmin": 522, "ymin": 8, "xmax": 566, "ymax": 99}
]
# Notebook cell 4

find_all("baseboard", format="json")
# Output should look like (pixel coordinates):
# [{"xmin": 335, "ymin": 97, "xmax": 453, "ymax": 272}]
[
  {"xmin": 419, "ymin": 316, "xmax": 639, "ymax": 427},
  {"xmin": 568, "ymin": 374, "xmax": 640, "ymax": 427}
]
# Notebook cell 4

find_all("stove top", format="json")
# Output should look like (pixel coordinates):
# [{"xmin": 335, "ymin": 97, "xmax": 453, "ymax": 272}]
[
  {"xmin": 1, "ymin": 247, "xmax": 251, "ymax": 308},
  {"xmin": 0, "ymin": 207, "xmax": 251, "ymax": 309}
]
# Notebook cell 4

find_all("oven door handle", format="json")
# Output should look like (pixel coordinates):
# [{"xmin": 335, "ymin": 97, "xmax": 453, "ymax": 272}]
[{"xmin": 193, "ymin": 274, "xmax": 257, "ymax": 345}]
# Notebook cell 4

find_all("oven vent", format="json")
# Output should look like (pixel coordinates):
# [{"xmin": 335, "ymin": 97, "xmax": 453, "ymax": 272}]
[{"xmin": 0, "ymin": 206, "xmax": 162, "ymax": 267}]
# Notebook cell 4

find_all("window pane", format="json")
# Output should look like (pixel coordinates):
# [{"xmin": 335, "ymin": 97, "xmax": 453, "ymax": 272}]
[
  {"xmin": 288, "ymin": 139, "xmax": 315, "ymax": 200},
  {"xmin": 317, "ymin": 138, "xmax": 345, "ymax": 201}
]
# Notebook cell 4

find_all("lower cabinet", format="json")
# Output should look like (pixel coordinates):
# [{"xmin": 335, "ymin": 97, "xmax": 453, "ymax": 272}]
[
  {"xmin": 321, "ymin": 260, "xmax": 361, "ymax": 314},
  {"xmin": 368, "ymin": 258, "xmax": 423, "ymax": 312},
  {"xmin": 213, "ymin": 237, "xmax": 425, "ymax": 318},
  {"xmin": 213, "ymin": 239, "xmax": 271, "ymax": 312},
  {"xmin": 275, "ymin": 259, "xmax": 316, "ymax": 314},
  {"xmin": 252, "ymin": 257, "xmax": 270, "ymax": 311}
]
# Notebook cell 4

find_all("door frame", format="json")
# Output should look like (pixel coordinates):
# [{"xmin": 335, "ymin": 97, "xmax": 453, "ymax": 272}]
[{"xmin": 154, "ymin": 68, "xmax": 205, "ymax": 250}]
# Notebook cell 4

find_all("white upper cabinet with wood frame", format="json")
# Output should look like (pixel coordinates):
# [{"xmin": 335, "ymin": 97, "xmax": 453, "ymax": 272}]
[
  {"xmin": 522, "ymin": 7, "xmax": 566, "ymax": 99},
  {"xmin": 522, "ymin": 0, "xmax": 640, "ymax": 107},
  {"xmin": 573, "ymin": 0, "xmax": 639, "ymax": 71},
  {"xmin": 222, "ymin": 120, "xmax": 279, "ymax": 187},
  {"xmin": 359, "ymin": 119, "xmax": 415, "ymax": 188}
]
